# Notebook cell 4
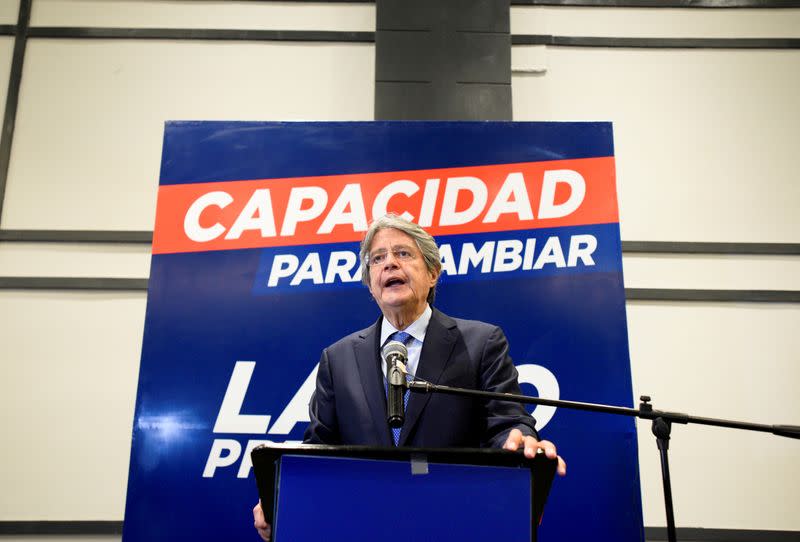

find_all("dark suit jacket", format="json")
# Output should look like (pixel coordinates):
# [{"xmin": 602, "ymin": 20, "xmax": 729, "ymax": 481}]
[{"xmin": 304, "ymin": 307, "xmax": 538, "ymax": 447}]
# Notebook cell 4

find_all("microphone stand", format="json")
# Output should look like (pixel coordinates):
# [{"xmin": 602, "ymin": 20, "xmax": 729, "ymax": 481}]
[{"xmin": 406, "ymin": 379, "xmax": 800, "ymax": 542}]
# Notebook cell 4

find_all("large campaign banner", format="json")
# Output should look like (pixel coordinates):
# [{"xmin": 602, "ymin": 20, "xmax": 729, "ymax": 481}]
[{"xmin": 123, "ymin": 121, "xmax": 644, "ymax": 541}]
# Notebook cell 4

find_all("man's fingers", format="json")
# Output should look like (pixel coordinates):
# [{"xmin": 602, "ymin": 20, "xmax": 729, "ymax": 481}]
[
  {"xmin": 256, "ymin": 523, "xmax": 271, "ymax": 542},
  {"xmin": 253, "ymin": 501, "xmax": 267, "ymax": 528},
  {"xmin": 503, "ymin": 428, "xmax": 524, "ymax": 450},
  {"xmin": 520, "ymin": 438, "xmax": 566, "ymax": 476},
  {"xmin": 537, "ymin": 439, "xmax": 558, "ymax": 459},
  {"xmin": 534, "ymin": 439, "xmax": 566, "ymax": 476},
  {"xmin": 557, "ymin": 455, "xmax": 567, "ymax": 476},
  {"xmin": 506, "ymin": 434, "xmax": 565, "ymax": 476},
  {"xmin": 253, "ymin": 500, "xmax": 272, "ymax": 540},
  {"xmin": 523, "ymin": 436, "xmax": 539, "ymax": 458}
]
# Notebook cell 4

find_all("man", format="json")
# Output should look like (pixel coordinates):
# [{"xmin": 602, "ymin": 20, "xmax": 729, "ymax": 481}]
[{"xmin": 254, "ymin": 214, "xmax": 565, "ymax": 540}]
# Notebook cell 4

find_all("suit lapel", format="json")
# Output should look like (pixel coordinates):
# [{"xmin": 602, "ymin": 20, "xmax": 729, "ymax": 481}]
[
  {"xmin": 353, "ymin": 317, "xmax": 394, "ymax": 446},
  {"xmin": 398, "ymin": 308, "xmax": 457, "ymax": 446}
]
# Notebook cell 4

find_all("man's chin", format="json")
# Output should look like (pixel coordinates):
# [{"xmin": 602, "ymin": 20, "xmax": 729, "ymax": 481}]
[{"xmin": 376, "ymin": 293, "xmax": 414, "ymax": 311}]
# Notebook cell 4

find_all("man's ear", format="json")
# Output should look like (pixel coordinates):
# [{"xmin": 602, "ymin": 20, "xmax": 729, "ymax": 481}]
[{"xmin": 428, "ymin": 268, "xmax": 440, "ymax": 287}]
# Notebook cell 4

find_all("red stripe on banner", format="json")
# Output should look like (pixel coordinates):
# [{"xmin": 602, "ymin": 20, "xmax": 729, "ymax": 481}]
[{"xmin": 152, "ymin": 156, "xmax": 618, "ymax": 254}]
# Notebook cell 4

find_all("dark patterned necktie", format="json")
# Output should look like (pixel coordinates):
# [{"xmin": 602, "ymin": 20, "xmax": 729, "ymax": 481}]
[{"xmin": 385, "ymin": 331, "xmax": 413, "ymax": 446}]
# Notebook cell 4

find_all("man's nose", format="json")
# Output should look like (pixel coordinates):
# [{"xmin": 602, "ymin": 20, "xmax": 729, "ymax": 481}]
[{"xmin": 382, "ymin": 251, "xmax": 400, "ymax": 267}]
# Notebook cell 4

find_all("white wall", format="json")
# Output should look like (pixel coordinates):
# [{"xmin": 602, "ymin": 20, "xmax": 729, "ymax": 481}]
[
  {"xmin": 0, "ymin": 0, "xmax": 375, "ymax": 528},
  {"xmin": 512, "ymin": 4, "xmax": 800, "ymax": 531},
  {"xmin": 628, "ymin": 302, "xmax": 800, "ymax": 529},
  {"xmin": 0, "ymin": 1, "xmax": 797, "ymax": 537},
  {"xmin": 0, "ymin": 291, "xmax": 146, "ymax": 519}
]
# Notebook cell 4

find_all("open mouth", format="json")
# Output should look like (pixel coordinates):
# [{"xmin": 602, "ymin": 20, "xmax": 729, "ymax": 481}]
[{"xmin": 384, "ymin": 277, "xmax": 406, "ymax": 288}]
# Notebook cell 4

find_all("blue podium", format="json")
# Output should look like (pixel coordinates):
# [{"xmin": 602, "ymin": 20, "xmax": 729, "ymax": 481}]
[{"xmin": 252, "ymin": 444, "xmax": 557, "ymax": 542}]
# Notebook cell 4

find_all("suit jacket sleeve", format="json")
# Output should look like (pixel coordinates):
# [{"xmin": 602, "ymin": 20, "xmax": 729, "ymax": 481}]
[
  {"xmin": 303, "ymin": 348, "xmax": 341, "ymax": 444},
  {"xmin": 479, "ymin": 325, "xmax": 539, "ymax": 448}
]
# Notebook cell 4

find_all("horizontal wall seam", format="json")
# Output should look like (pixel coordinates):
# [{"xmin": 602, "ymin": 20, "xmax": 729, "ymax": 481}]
[
  {"xmin": 512, "ymin": 35, "xmax": 800, "ymax": 48},
  {"xmin": 0, "ymin": 521, "xmax": 123, "ymax": 535},
  {"xmin": 1, "ymin": 278, "xmax": 798, "ymax": 302},
  {"xmin": 11, "ymin": 29, "xmax": 798, "ymax": 48},
  {"xmin": 0, "ymin": 277, "xmax": 148, "ymax": 290},
  {"xmin": 0, "ymin": 522, "xmax": 797, "ymax": 538},
  {"xmin": 621, "ymin": 241, "xmax": 800, "ymax": 255},
  {"xmin": 2, "ymin": 231, "xmax": 798, "ymax": 255},
  {"xmin": 626, "ymin": 288, "xmax": 800, "ymax": 303},
  {"xmin": 643, "ymin": 526, "xmax": 800, "ymax": 542},
  {"xmin": 512, "ymin": 0, "xmax": 800, "ymax": 6},
  {"xmin": 0, "ymin": 229, "xmax": 153, "ymax": 242},
  {"xmin": 27, "ymin": 28, "xmax": 376, "ymax": 42}
]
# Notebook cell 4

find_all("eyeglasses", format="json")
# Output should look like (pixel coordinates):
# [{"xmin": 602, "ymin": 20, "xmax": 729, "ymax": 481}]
[{"xmin": 365, "ymin": 246, "xmax": 417, "ymax": 266}]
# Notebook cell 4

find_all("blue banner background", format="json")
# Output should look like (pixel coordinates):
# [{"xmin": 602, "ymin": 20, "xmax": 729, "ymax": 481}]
[{"xmin": 123, "ymin": 121, "xmax": 644, "ymax": 542}]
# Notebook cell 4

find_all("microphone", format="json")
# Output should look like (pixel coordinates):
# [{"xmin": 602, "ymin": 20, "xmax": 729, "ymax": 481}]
[{"xmin": 382, "ymin": 340, "xmax": 408, "ymax": 429}]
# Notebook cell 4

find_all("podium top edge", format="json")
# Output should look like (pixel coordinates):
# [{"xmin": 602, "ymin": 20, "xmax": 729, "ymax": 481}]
[{"xmin": 251, "ymin": 443, "xmax": 557, "ymax": 470}]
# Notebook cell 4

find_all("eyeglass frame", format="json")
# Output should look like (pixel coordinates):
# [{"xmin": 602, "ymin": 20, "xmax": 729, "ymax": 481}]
[{"xmin": 364, "ymin": 245, "xmax": 419, "ymax": 267}]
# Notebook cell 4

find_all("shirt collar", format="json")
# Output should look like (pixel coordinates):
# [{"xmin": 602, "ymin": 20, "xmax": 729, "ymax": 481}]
[{"xmin": 380, "ymin": 304, "xmax": 432, "ymax": 346}]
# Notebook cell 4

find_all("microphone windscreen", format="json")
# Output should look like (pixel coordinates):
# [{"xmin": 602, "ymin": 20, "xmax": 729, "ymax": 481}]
[{"xmin": 382, "ymin": 340, "xmax": 408, "ymax": 362}]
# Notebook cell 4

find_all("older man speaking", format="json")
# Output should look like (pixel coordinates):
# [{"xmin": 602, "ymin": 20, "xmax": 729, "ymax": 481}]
[{"xmin": 254, "ymin": 214, "xmax": 565, "ymax": 541}]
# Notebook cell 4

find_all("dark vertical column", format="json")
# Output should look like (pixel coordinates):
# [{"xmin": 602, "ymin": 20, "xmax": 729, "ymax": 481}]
[{"xmin": 375, "ymin": 0, "xmax": 511, "ymax": 121}]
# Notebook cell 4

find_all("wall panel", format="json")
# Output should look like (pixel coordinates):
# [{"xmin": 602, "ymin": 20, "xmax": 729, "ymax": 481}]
[
  {"xmin": 513, "ymin": 47, "xmax": 800, "ymax": 242},
  {"xmin": 627, "ymin": 301, "xmax": 800, "ymax": 529},
  {"xmin": 511, "ymin": 6, "xmax": 800, "ymax": 38},
  {"xmin": 622, "ymin": 254, "xmax": 800, "ymax": 291},
  {"xmin": 1, "ymin": 39, "xmax": 374, "ymax": 230},
  {"xmin": 0, "ymin": 0, "xmax": 20, "ymax": 25},
  {"xmin": 31, "ymin": 0, "xmax": 375, "ymax": 31},
  {"xmin": 0, "ymin": 243, "xmax": 151, "ymax": 277},
  {"xmin": 0, "ymin": 291, "xmax": 146, "ymax": 519}
]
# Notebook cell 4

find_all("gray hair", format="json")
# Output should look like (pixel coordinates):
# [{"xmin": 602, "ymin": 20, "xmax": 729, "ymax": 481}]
[{"xmin": 360, "ymin": 214, "xmax": 442, "ymax": 304}]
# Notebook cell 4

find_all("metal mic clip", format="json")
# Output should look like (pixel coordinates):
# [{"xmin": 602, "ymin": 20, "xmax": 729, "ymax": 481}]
[{"xmin": 388, "ymin": 362, "xmax": 408, "ymax": 387}]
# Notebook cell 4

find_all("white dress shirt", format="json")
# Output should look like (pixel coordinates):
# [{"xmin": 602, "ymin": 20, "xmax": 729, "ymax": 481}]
[{"xmin": 379, "ymin": 304, "xmax": 432, "ymax": 380}]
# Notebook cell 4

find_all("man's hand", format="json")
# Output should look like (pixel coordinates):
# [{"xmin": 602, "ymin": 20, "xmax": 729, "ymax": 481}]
[
  {"xmin": 502, "ymin": 428, "xmax": 567, "ymax": 476},
  {"xmin": 253, "ymin": 501, "xmax": 272, "ymax": 542}
]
